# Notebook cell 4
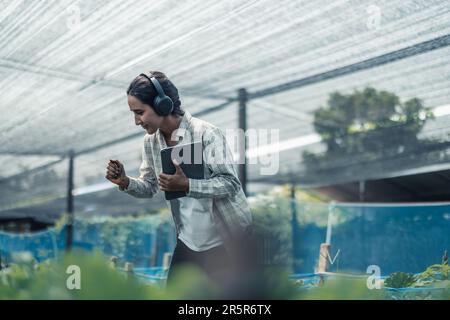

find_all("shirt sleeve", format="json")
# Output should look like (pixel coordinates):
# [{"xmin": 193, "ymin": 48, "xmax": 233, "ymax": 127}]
[
  {"xmin": 121, "ymin": 137, "xmax": 159, "ymax": 198},
  {"xmin": 187, "ymin": 127, "xmax": 242, "ymax": 199}
]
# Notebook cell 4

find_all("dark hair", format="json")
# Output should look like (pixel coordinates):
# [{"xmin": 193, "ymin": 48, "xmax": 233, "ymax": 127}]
[{"xmin": 126, "ymin": 71, "xmax": 184, "ymax": 116}]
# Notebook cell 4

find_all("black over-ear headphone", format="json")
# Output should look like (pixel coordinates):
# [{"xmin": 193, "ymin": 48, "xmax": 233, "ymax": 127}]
[{"xmin": 140, "ymin": 72, "xmax": 174, "ymax": 116}]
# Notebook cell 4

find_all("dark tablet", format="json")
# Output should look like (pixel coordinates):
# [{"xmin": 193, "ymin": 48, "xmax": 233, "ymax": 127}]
[{"xmin": 160, "ymin": 141, "xmax": 204, "ymax": 200}]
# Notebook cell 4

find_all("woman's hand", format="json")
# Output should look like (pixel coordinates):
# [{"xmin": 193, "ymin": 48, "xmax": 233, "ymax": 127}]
[
  {"xmin": 106, "ymin": 159, "xmax": 129, "ymax": 190},
  {"xmin": 158, "ymin": 160, "xmax": 189, "ymax": 192}
]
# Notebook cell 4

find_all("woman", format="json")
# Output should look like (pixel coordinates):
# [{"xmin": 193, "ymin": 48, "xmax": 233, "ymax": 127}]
[{"xmin": 105, "ymin": 71, "xmax": 253, "ymax": 290}]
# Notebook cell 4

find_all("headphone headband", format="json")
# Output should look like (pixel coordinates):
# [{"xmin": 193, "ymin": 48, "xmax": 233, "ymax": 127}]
[
  {"xmin": 140, "ymin": 73, "xmax": 165, "ymax": 99},
  {"xmin": 139, "ymin": 72, "xmax": 173, "ymax": 116}
]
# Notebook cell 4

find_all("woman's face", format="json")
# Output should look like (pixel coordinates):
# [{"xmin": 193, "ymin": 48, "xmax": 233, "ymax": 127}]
[{"xmin": 128, "ymin": 95, "xmax": 163, "ymax": 135}]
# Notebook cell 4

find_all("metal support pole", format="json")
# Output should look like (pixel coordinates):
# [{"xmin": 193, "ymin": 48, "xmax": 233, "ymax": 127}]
[
  {"xmin": 359, "ymin": 180, "xmax": 365, "ymax": 202},
  {"xmin": 66, "ymin": 150, "xmax": 75, "ymax": 252},
  {"xmin": 290, "ymin": 184, "xmax": 298, "ymax": 272},
  {"xmin": 238, "ymin": 88, "xmax": 247, "ymax": 195}
]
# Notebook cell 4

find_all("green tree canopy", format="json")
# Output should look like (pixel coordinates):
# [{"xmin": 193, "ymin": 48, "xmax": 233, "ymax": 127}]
[{"xmin": 303, "ymin": 87, "xmax": 434, "ymax": 166}]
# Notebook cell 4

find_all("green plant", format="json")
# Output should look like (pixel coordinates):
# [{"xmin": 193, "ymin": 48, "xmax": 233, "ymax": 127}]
[
  {"xmin": 384, "ymin": 272, "xmax": 417, "ymax": 288},
  {"xmin": 302, "ymin": 87, "xmax": 438, "ymax": 173},
  {"xmin": 298, "ymin": 277, "xmax": 384, "ymax": 300},
  {"xmin": 249, "ymin": 192, "xmax": 295, "ymax": 270},
  {"xmin": 72, "ymin": 212, "xmax": 174, "ymax": 266},
  {"xmin": 0, "ymin": 251, "xmax": 168, "ymax": 300},
  {"xmin": 415, "ymin": 263, "xmax": 449, "ymax": 285}
]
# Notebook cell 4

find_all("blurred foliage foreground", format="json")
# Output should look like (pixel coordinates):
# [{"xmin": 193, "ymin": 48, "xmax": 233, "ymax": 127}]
[
  {"xmin": 0, "ymin": 187, "xmax": 448, "ymax": 299},
  {"xmin": 0, "ymin": 250, "xmax": 448, "ymax": 300}
]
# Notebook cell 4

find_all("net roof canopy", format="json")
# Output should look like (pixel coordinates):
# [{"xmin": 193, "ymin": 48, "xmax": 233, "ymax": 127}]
[{"xmin": 1, "ymin": 0, "xmax": 450, "ymax": 216}]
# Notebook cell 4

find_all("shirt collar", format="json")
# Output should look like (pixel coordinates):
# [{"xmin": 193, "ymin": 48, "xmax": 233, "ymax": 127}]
[{"xmin": 177, "ymin": 110, "xmax": 192, "ymax": 134}]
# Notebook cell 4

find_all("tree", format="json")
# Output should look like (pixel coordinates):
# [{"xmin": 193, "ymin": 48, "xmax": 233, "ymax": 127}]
[{"xmin": 303, "ymin": 87, "xmax": 435, "ymax": 167}]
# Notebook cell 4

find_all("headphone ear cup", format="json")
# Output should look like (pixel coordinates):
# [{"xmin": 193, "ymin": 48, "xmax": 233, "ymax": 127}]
[
  {"xmin": 154, "ymin": 96, "xmax": 173, "ymax": 116},
  {"xmin": 145, "ymin": 74, "xmax": 174, "ymax": 116},
  {"xmin": 161, "ymin": 97, "xmax": 174, "ymax": 116}
]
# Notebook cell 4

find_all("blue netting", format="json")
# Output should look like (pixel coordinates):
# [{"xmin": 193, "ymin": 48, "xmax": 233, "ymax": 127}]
[
  {"xmin": 293, "ymin": 202, "xmax": 450, "ymax": 275},
  {"xmin": 131, "ymin": 267, "xmax": 168, "ymax": 287},
  {"xmin": 0, "ymin": 226, "xmax": 66, "ymax": 263},
  {"xmin": 72, "ymin": 216, "xmax": 176, "ymax": 268},
  {"xmin": 0, "ymin": 216, "xmax": 176, "ymax": 268}
]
